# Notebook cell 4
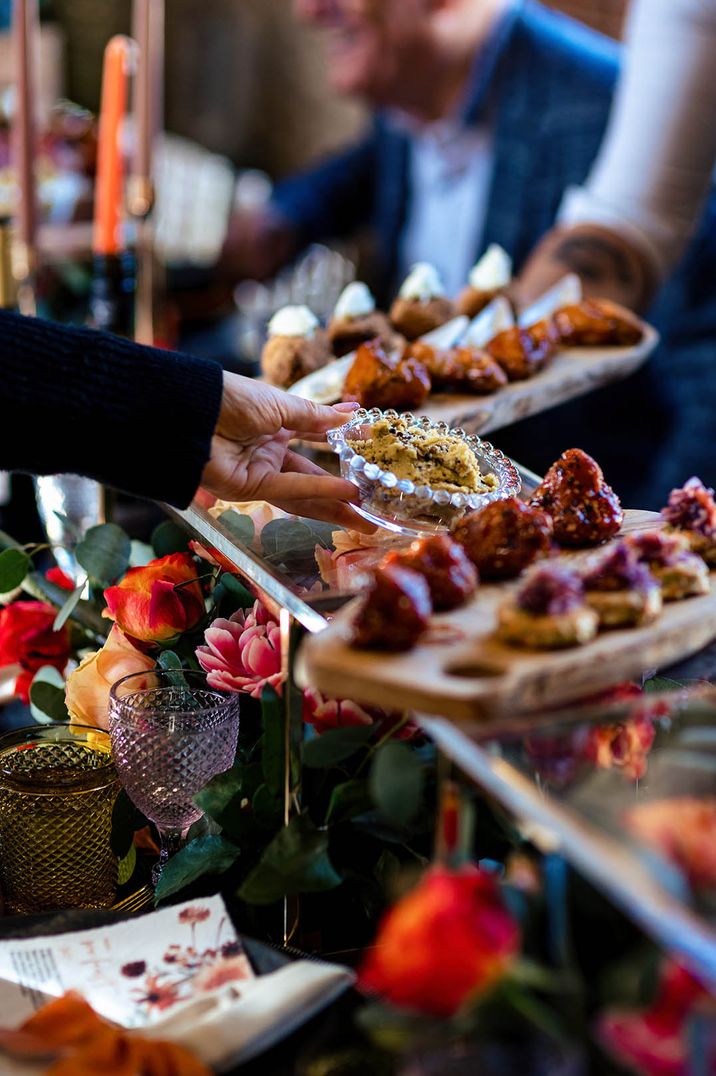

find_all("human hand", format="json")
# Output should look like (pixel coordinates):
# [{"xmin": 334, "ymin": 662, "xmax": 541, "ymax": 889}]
[
  {"xmin": 514, "ymin": 223, "xmax": 658, "ymax": 313},
  {"xmin": 202, "ymin": 373, "xmax": 375, "ymax": 532},
  {"xmin": 218, "ymin": 206, "xmax": 297, "ymax": 283}
]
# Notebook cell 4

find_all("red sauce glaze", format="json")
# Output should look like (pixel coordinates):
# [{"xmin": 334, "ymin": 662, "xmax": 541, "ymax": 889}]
[
  {"xmin": 530, "ymin": 448, "xmax": 623, "ymax": 547},
  {"xmin": 382, "ymin": 534, "xmax": 478, "ymax": 611},
  {"xmin": 352, "ymin": 564, "xmax": 432, "ymax": 651},
  {"xmin": 452, "ymin": 498, "xmax": 553, "ymax": 579}
]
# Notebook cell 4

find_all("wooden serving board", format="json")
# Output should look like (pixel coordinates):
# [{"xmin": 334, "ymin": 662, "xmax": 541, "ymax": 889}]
[
  {"xmin": 298, "ymin": 510, "xmax": 716, "ymax": 722},
  {"xmin": 291, "ymin": 326, "xmax": 659, "ymax": 441},
  {"xmin": 421, "ymin": 334, "xmax": 657, "ymax": 436}
]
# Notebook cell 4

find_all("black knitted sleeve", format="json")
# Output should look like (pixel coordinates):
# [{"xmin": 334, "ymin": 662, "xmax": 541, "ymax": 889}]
[{"xmin": 0, "ymin": 310, "xmax": 224, "ymax": 507}]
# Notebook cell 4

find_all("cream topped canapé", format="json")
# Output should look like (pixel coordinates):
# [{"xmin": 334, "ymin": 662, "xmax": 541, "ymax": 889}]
[
  {"xmin": 334, "ymin": 282, "xmax": 376, "ymax": 321},
  {"xmin": 398, "ymin": 263, "xmax": 446, "ymax": 302},
  {"xmin": 267, "ymin": 305, "xmax": 319, "ymax": 339}
]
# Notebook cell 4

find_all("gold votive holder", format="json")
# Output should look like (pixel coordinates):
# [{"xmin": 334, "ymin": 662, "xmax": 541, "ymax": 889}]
[{"xmin": 0, "ymin": 725, "xmax": 120, "ymax": 915}]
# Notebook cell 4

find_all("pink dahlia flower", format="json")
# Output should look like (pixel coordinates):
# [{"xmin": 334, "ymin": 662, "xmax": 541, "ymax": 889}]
[{"xmin": 196, "ymin": 602, "xmax": 283, "ymax": 699}]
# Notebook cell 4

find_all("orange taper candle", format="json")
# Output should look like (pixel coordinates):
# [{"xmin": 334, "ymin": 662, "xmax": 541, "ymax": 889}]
[
  {"xmin": 11, "ymin": 0, "xmax": 40, "ymax": 265},
  {"xmin": 93, "ymin": 35, "xmax": 134, "ymax": 256}
]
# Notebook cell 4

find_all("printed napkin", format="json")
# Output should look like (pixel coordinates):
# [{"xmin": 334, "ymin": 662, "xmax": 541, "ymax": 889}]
[{"xmin": 0, "ymin": 895, "xmax": 355, "ymax": 1072}]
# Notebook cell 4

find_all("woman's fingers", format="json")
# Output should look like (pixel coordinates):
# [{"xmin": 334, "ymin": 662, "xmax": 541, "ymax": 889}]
[
  {"xmin": 273, "ymin": 393, "xmax": 359, "ymax": 437},
  {"xmin": 280, "ymin": 450, "xmax": 336, "ymax": 477},
  {"xmin": 261, "ymin": 470, "xmax": 360, "ymax": 505},
  {"xmin": 270, "ymin": 497, "xmax": 376, "ymax": 534}
]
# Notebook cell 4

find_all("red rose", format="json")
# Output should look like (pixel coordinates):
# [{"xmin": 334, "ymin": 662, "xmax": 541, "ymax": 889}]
[
  {"xmin": 46, "ymin": 567, "xmax": 75, "ymax": 591},
  {"xmin": 103, "ymin": 553, "xmax": 205, "ymax": 646},
  {"xmin": 358, "ymin": 865, "xmax": 519, "ymax": 1017},
  {"xmin": 599, "ymin": 960, "xmax": 713, "ymax": 1076},
  {"xmin": 0, "ymin": 600, "xmax": 71, "ymax": 702}
]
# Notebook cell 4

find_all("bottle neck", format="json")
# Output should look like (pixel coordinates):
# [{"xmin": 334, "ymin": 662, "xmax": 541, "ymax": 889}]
[{"xmin": 88, "ymin": 252, "xmax": 136, "ymax": 337}]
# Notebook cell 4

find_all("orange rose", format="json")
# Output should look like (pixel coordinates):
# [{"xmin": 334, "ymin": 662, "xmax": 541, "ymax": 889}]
[
  {"xmin": 358, "ymin": 865, "xmax": 519, "ymax": 1017},
  {"xmin": 66, "ymin": 626, "xmax": 155, "ymax": 731},
  {"xmin": 103, "ymin": 553, "xmax": 205, "ymax": 645}
]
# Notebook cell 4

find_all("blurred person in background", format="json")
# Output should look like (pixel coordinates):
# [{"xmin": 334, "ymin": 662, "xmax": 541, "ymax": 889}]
[
  {"xmin": 222, "ymin": 0, "xmax": 716, "ymax": 506},
  {"xmin": 507, "ymin": 0, "xmax": 716, "ymax": 500},
  {"xmin": 221, "ymin": 0, "xmax": 621, "ymax": 300}
]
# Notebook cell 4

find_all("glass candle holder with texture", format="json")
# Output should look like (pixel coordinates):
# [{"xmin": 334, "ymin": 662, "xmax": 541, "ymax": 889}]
[{"xmin": 0, "ymin": 725, "xmax": 120, "ymax": 915}]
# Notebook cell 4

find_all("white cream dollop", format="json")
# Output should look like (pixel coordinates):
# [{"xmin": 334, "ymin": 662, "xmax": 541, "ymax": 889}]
[
  {"xmin": 398, "ymin": 262, "xmax": 446, "ymax": 302},
  {"xmin": 468, "ymin": 244, "xmax": 512, "ymax": 291},
  {"xmin": 267, "ymin": 305, "xmax": 319, "ymax": 338},
  {"xmin": 333, "ymin": 281, "xmax": 376, "ymax": 321}
]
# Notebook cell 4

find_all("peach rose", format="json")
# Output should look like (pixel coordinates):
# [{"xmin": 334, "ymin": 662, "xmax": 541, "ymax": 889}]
[{"xmin": 66, "ymin": 626, "xmax": 155, "ymax": 730}]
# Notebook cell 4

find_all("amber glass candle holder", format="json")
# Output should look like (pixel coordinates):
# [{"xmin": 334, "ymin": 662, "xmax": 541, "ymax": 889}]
[{"xmin": 0, "ymin": 725, "xmax": 120, "ymax": 914}]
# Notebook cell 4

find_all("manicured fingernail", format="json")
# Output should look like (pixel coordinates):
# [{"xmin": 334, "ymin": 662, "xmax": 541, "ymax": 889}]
[{"xmin": 334, "ymin": 401, "xmax": 360, "ymax": 412}]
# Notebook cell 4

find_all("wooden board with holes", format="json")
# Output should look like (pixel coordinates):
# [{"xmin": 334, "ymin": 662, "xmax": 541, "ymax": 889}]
[
  {"xmin": 297, "ymin": 511, "xmax": 716, "ymax": 722},
  {"xmin": 290, "ymin": 327, "xmax": 659, "ymax": 440}
]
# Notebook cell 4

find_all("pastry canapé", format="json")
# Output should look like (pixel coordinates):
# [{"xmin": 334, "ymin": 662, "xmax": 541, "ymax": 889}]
[
  {"xmin": 660, "ymin": 477, "xmax": 716, "ymax": 566},
  {"xmin": 389, "ymin": 263, "xmax": 456, "ymax": 341},
  {"xmin": 261, "ymin": 305, "xmax": 331, "ymax": 388},
  {"xmin": 530, "ymin": 448, "xmax": 623, "ymax": 547},
  {"xmin": 624, "ymin": 531, "xmax": 710, "ymax": 601},
  {"xmin": 382, "ymin": 534, "xmax": 477, "ymax": 611},
  {"xmin": 581, "ymin": 542, "xmax": 662, "ymax": 628},
  {"xmin": 343, "ymin": 340, "xmax": 431, "ymax": 411},
  {"xmin": 498, "ymin": 564, "xmax": 599, "ymax": 649},
  {"xmin": 327, "ymin": 282, "xmax": 396, "ymax": 358},
  {"xmin": 451, "ymin": 498, "xmax": 553, "ymax": 580},
  {"xmin": 352, "ymin": 564, "xmax": 432, "ymax": 651}
]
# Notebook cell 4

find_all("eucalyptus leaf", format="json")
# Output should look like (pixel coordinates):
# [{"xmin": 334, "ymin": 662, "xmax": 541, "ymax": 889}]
[
  {"xmin": 370, "ymin": 741, "xmax": 424, "ymax": 827},
  {"xmin": 194, "ymin": 764, "xmax": 244, "ymax": 821},
  {"xmin": 218, "ymin": 510, "xmax": 255, "ymax": 547},
  {"xmin": 261, "ymin": 519, "xmax": 333, "ymax": 568},
  {"xmin": 29, "ymin": 666, "xmax": 70, "ymax": 724},
  {"xmin": 157, "ymin": 650, "xmax": 188, "ymax": 688},
  {"xmin": 643, "ymin": 676, "xmax": 688, "ymax": 693},
  {"xmin": 0, "ymin": 548, "xmax": 31, "ymax": 592},
  {"xmin": 302, "ymin": 724, "xmax": 375, "ymax": 768},
  {"xmin": 238, "ymin": 813, "xmax": 341, "ymax": 904},
  {"xmin": 252, "ymin": 782, "xmax": 282, "ymax": 827},
  {"xmin": 261, "ymin": 686, "xmax": 284, "ymax": 796},
  {"xmin": 130, "ymin": 540, "xmax": 155, "ymax": 567},
  {"xmin": 154, "ymin": 835, "xmax": 240, "ymax": 903},
  {"xmin": 117, "ymin": 842, "xmax": 137, "ymax": 886},
  {"xmin": 53, "ymin": 582, "xmax": 85, "ymax": 632},
  {"xmin": 326, "ymin": 779, "xmax": 373, "ymax": 825},
  {"xmin": 151, "ymin": 520, "xmax": 190, "ymax": 558},
  {"xmin": 76, "ymin": 523, "xmax": 131, "ymax": 583},
  {"xmin": 219, "ymin": 573, "xmax": 255, "ymax": 610}
]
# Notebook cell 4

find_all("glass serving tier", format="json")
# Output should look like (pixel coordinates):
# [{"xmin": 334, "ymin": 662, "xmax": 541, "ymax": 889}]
[
  {"xmin": 419, "ymin": 664, "xmax": 716, "ymax": 989},
  {"xmin": 326, "ymin": 408, "xmax": 522, "ymax": 536},
  {"xmin": 164, "ymin": 456, "xmax": 541, "ymax": 623}
]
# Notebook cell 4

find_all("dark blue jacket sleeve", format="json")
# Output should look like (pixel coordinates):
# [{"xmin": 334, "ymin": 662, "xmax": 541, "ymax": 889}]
[
  {"xmin": 270, "ymin": 132, "xmax": 378, "ymax": 246},
  {"xmin": 0, "ymin": 311, "xmax": 224, "ymax": 507}
]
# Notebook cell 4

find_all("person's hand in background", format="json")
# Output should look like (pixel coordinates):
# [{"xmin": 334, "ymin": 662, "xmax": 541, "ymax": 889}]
[
  {"xmin": 202, "ymin": 374, "xmax": 375, "ymax": 532},
  {"xmin": 217, "ymin": 205, "xmax": 298, "ymax": 284},
  {"xmin": 514, "ymin": 223, "xmax": 659, "ymax": 313}
]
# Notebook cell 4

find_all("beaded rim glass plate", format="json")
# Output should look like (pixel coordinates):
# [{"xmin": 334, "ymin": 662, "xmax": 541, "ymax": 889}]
[{"xmin": 328, "ymin": 408, "xmax": 522, "ymax": 536}]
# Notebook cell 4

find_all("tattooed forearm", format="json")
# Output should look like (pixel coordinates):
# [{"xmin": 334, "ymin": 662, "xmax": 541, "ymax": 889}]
[
  {"xmin": 516, "ymin": 225, "xmax": 659, "ymax": 312},
  {"xmin": 551, "ymin": 235, "xmax": 638, "ymax": 288}
]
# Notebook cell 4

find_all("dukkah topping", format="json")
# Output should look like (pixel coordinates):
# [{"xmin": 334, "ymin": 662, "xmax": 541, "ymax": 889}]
[{"xmin": 347, "ymin": 416, "xmax": 498, "ymax": 495}]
